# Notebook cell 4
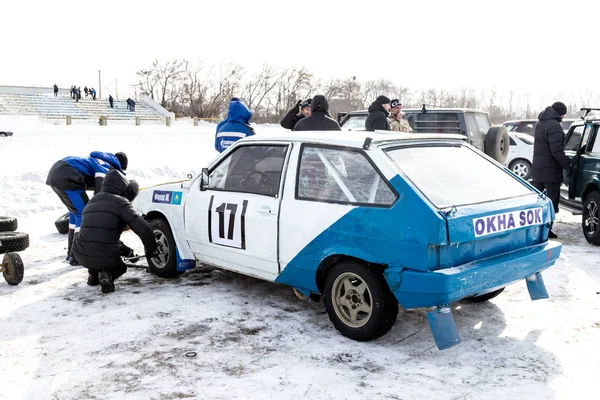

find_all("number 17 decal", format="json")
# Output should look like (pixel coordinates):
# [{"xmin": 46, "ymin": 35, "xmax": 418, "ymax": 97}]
[{"xmin": 208, "ymin": 195, "xmax": 248, "ymax": 249}]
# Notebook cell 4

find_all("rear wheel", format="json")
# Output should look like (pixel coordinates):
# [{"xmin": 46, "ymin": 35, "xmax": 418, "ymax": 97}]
[
  {"xmin": 146, "ymin": 219, "xmax": 182, "ymax": 278},
  {"xmin": 582, "ymin": 191, "xmax": 600, "ymax": 245},
  {"xmin": 324, "ymin": 261, "xmax": 398, "ymax": 341},
  {"xmin": 465, "ymin": 288, "xmax": 505, "ymax": 303},
  {"xmin": 509, "ymin": 159, "xmax": 532, "ymax": 180}
]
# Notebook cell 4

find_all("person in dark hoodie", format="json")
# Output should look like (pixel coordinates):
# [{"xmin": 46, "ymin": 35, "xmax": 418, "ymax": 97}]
[
  {"xmin": 532, "ymin": 101, "xmax": 572, "ymax": 238},
  {"xmin": 73, "ymin": 169, "xmax": 158, "ymax": 293},
  {"xmin": 215, "ymin": 98, "xmax": 255, "ymax": 152},
  {"xmin": 293, "ymin": 95, "xmax": 341, "ymax": 131},
  {"xmin": 365, "ymin": 95, "xmax": 392, "ymax": 131},
  {"xmin": 46, "ymin": 151, "xmax": 128, "ymax": 265},
  {"xmin": 280, "ymin": 98, "xmax": 312, "ymax": 130}
]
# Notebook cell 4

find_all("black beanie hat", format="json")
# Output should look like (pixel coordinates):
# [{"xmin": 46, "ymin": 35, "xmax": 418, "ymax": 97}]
[
  {"xmin": 115, "ymin": 152, "xmax": 128, "ymax": 171},
  {"xmin": 390, "ymin": 99, "xmax": 402, "ymax": 108},
  {"xmin": 376, "ymin": 95, "xmax": 391, "ymax": 105},
  {"xmin": 300, "ymin": 99, "xmax": 311, "ymax": 109},
  {"xmin": 551, "ymin": 101, "xmax": 567, "ymax": 116}
]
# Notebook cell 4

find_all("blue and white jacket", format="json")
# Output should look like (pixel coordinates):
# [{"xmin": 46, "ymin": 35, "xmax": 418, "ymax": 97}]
[{"xmin": 215, "ymin": 100, "xmax": 254, "ymax": 153}]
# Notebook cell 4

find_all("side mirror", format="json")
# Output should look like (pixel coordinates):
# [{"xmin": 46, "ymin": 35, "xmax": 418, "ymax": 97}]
[{"xmin": 200, "ymin": 168, "xmax": 209, "ymax": 191}]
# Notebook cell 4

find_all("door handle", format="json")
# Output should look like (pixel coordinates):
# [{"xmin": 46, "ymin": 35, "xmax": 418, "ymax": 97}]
[{"xmin": 257, "ymin": 206, "xmax": 273, "ymax": 215}]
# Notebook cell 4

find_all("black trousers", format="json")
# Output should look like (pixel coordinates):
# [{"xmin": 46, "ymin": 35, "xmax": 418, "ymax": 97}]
[{"xmin": 533, "ymin": 181, "xmax": 561, "ymax": 213}]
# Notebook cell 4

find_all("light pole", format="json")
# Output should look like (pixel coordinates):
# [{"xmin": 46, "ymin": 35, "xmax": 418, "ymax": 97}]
[{"xmin": 98, "ymin": 70, "xmax": 102, "ymax": 99}]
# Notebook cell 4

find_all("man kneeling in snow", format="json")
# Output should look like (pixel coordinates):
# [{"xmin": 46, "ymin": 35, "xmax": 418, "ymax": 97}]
[{"xmin": 73, "ymin": 169, "xmax": 158, "ymax": 293}]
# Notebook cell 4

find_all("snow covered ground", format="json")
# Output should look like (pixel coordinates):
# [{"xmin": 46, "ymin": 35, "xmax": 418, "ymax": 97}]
[{"xmin": 0, "ymin": 116, "xmax": 599, "ymax": 400}]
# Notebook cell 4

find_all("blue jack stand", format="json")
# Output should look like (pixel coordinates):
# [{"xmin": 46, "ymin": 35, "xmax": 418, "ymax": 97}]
[
  {"xmin": 526, "ymin": 272, "xmax": 549, "ymax": 300},
  {"xmin": 426, "ymin": 305, "xmax": 462, "ymax": 350}
]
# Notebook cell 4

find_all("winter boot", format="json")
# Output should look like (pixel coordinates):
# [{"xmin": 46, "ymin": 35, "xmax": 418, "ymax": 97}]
[
  {"xmin": 98, "ymin": 270, "xmax": 115, "ymax": 293},
  {"xmin": 87, "ymin": 271, "xmax": 99, "ymax": 286},
  {"xmin": 66, "ymin": 229, "xmax": 74, "ymax": 261},
  {"xmin": 69, "ymin": 231, "xmax": 81, "ymax": 266}
]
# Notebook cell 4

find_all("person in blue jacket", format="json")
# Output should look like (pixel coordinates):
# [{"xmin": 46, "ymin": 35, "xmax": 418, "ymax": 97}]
[
  {"xmin": 46, "ymin": 151, "xmax": 128, "ymax": 265},
  {"xmin": 215, "ymin": 98, "xmax": 255, "ymax": 153}
]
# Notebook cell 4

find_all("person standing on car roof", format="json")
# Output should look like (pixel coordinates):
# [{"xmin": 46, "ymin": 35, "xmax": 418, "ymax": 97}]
[
  {"xmin": 46, "ymin": 151, "xmax": 128, "ymax": 265},
  {"xmin": 215, "ymin": 97, "xmax": 255, "ymax": 152},
  {"xmin": 388, "ymin": 99, "xmax": 412, "ymax": 133},
  {"xmin": 293, "ymin": 95, "xmax": 341, "ymax": 131},
  {"xmin": 72, "ymin": 169, "xmax": 158, "ymax": 293},
  {"xmin": 280, "ymin": 98, "xmax": 312, "ymax": 130},
  {"xmin": 532, "ymin": 101, "xmax": 572, "ymax": 238},
  {"xmin": 365, "ymin": 95, "xmax": 391, "ymax": 131}
]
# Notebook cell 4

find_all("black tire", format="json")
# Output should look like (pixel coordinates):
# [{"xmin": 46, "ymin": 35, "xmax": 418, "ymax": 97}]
[
  {"xmin": 464, "ymin": 287, "xmax": 505, "ymax": 303},
  {"xmin": 0, "ymin": 232, "xmax": 30, "ymax": 254},
  {"xmin": 324, "ymin": 261, "xmax": 398, "ymax": 341},
  {"xmin": 146, "ymin": 218, "xmax": 181, "ymax": 278},
  {"xmin": 55, "ymin": 213, "xmax": 70, "ymax": 234},
  {"xmin": 0, "ymin": 133, "xmax": 7, "ymax": 137},
  {"xmin": 0, "ymin": 216, "xmax": 18, "ymax": 232},
  {"xmin": 2, "ymin": 252, "xmax": 24, "ymax": 285},
  {"xmin": 485, "ymin": 126, "xmax": 510, "ymax": 163},
  {"xmin": 508, "ymin": 159, "xmax": 532, "ymax": 180},
  {"xmin": 582, "ymin": 191, "xmax": 600, "ymax": 245}
]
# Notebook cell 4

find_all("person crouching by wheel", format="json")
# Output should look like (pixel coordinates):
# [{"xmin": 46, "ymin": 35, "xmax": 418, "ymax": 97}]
[
  {"xmin": 72, "ymin": 169, "xmax": 158, "ymax": 293},
  {"xmin": 46, "ymin": 151, "xmax": 128, "ymax": 265}
]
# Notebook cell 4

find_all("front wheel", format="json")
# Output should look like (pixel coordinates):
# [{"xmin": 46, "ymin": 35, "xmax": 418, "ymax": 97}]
[
  {"xmin": 146, "ymin": 219, "xmax": 182, "ymax": 278},
  {"xmin": 509, "ymin": 159, "xmax": 532, "ymax": 180},
  {"xmin": 583, "ymin": 191, "xmax": 600, "ymax": 245},
  {"xmin": 324, "ymin": 261, "xmax": 398, "ymax": 341}
]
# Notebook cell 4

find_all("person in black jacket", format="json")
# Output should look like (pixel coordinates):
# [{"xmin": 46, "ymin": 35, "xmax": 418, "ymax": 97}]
[
  {"xmin": 280, "ymin": 99, "xmax": 312, "ymax": 130},
  {"xmin": 532, "ymin": 101, "xmax": 572, "ymax": 238},
  {"xmin": 365, "ymin": 95, "xmax": 391, "ymax": 131},
  {"xmin": 109, "ymin": 94, "xmax": 114, "ymax": 108},
  {"xmin": 72, "ymin": 169, "xmax": 158, "ymax": 293},
  {"xmin": 53, "ymin": 84, "xmax": 58, "ymax": 97},
  {"xmin": 293, "ymin": 95, "xmax": 341, "ymax": 131}
]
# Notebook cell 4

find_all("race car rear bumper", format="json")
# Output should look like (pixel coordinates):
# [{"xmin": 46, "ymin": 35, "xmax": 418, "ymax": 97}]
[{"xmin": 386, "ymin": 240, "xmax": 562, "ymax": 309}]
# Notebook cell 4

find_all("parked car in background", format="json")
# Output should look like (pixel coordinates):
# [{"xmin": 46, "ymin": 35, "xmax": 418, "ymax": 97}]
[
  {"xmin": 559, "ymin": 112, "xmax": 600, "ymax": 244},
  {"xmin": 505, "ymin": 132, "xmax": 534, "ymax": 180},
  {"xmin": 338, "ymin": 106, "xmax": 509, "ymax": 163},
  {"xmin": 0, "ymin": 130, "xmax": 13, "ymax": 137},
  {"xmin": 503, "ymin": 118, "xmax": 578, "ymax": 136}
]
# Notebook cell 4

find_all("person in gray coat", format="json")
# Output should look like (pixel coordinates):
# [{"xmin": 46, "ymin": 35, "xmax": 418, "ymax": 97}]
[{"xmin": 532, "ymin": 101, "xmax": 572, "ymax": 238}]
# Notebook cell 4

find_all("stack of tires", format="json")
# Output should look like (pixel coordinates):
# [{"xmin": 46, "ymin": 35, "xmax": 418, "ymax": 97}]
[{"xmin": 0, "ymin": 216, "xmax": 29, "ymax": 285}]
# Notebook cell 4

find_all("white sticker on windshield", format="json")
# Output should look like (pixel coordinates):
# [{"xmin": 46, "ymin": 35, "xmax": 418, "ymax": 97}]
[{"xmin": 473, "ymin": 208, "xmax": 543, "ymax": 238}]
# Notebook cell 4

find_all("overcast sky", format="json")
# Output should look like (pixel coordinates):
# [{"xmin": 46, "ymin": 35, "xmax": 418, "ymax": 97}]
[{"xmin": 2, "ymin": 0, "xmax": 599, "ymax": 103}]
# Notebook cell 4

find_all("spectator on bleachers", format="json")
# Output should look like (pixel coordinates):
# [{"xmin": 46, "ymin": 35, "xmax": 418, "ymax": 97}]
[
  {"xmin": 130, "ymin": 99, "xmax": 135, "ymax": 111},
  {"xmin": 109, "ymin": 94, "xmax": 114, "ymax": 108},
  {"xmin": 91, "ymin": 88, "xmax": 97, "ymax": 100},
  {"xmin": 53, "ymin": 84, "xmax": 58, "ymax": 97},
  {"xmin": 84, "ymin": 86, "xmax": 89, "ymax": 97},
  {"xmin": 70, "ymin": 86, "xmax": 74, "ymax": 99},
  {"xmin": 126, "ymin": 98, "xmax": 131, "ymax": 111},
  {"xmin": 76, "ymin": 87, "xmax": 81, "ymax": 102}
]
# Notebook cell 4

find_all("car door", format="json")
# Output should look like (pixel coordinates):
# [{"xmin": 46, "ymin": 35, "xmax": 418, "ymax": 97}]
[
  {"xmin": 577, "ymin": 125, "xmax": 600, "ymax": 199},
  {"xmin": 563, "ymin": 123, "xmax": 590, "ymax": 199},
  {"xmin": 184, "ymin": 143, "xmax": 290, "ymax": 281}
]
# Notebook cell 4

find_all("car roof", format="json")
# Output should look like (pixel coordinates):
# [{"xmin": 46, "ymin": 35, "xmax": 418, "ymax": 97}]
[
  {"xmin": 345, "ymin": 108, "xmax": 488, "ymax": 115},
  {"xmin": 244, "ymin": 130, "xmax": 467, "ymax": 148}
]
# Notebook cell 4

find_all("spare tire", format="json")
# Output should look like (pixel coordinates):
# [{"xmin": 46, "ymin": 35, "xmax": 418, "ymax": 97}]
[
  {"xmin": 0, "ymin": 232, "xmax": 30, "ymax": 254},
  {"xmin": 0, "ymin": 217, "xmax": 18, "ymax": 232},
  {"xmin": 2, "ymin": 252, "xmax": 24, "ymax": 285},
  {"xmin": 55, "ymin": 213, "xmax": 70, "ymax": 234},
  {"xmin": 485, "ymin": 126, "xmax": 509, "ymax": 163}
]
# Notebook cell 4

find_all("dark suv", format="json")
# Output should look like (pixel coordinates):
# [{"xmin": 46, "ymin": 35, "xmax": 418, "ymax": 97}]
[
  {"xmin": 338, "ymin": 106, "xmax": 509, "ymax": 162},
  {"xmin": 559, "ymin": 108, "xmax": 600, "ymax": 244}
]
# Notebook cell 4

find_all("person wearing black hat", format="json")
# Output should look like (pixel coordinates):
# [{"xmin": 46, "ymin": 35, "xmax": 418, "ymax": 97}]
[
  {"xmin": 293, "ymin": 95, "xmax": 341, "ymax": 131},
  {"xmin": 280, "ymin": 98, "xmax": 312, "ymax": 130},
  {"xmin": 46, "ymin": 151, "xmax": 128, "ymax": 265},
  {"xmin": 532, "ymin": 101, "xmax": 572, "ymax": 238},
  {"xmin": 388, "ymin": 99, "xmax": 412, "ymax": 133},
  {"xmin": 365, "ymin": 95, "xmax": 391, "ymax": 131}
]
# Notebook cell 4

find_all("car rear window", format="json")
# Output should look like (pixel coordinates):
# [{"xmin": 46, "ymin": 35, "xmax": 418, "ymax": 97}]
[{"xmin": 386, "ymin": 144, "xmax": 532, "ymax": 208}]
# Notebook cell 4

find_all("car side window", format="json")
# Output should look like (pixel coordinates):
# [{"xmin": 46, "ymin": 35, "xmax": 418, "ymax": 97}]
[
  {"xmin": 297, "ymin": 146, "xmax": 397, "ymax": 206},
  {"xmin": 208, "ymin": 145, "xmax": 288, "ymax": 197},
  {"xmin": 565, "ymin": 125, "xmax": 585, "ymax": 152},
  {"xmin": 590, "ymin": 126, "xmax": 600, "ymax": 154},
  {"xmin": 521, "ymin": 122, "xmax": 535, "ymax": 134}
]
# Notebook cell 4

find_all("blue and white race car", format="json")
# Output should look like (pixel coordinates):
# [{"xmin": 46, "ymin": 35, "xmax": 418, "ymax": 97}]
[{"xmin": 133, "ymin": 131, "xmax": 562, "ymax": 350}]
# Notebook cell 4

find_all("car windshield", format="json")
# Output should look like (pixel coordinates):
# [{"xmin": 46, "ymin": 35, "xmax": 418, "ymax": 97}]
[
  {"xmin": 386, "ymin": 144, "xmax": 532, "ymax": 209},
  {"xmin": 341, "ymin": 115, "xmax": 367, "ymax": 130}
]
